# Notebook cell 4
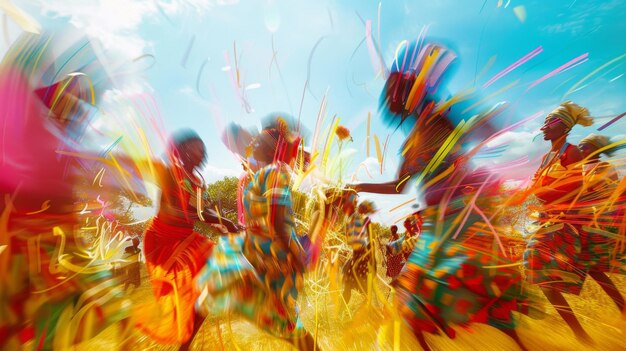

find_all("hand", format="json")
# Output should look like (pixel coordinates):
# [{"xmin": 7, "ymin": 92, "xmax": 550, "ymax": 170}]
[{"xmin": 210, "ymin": 223, "xmax": 229, "ymax": 234}]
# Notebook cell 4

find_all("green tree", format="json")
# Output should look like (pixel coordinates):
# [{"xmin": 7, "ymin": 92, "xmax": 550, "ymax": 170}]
[{"xmin": 205, "ymin": 176, "xmax": 239, "ymax": 223}]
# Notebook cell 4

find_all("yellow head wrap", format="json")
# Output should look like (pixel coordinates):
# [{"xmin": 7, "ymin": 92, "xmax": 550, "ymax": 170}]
[
  {"xmin": 580, "ymin": 133, "xmax": 613, "ymax": 156},
  {"xmin": 545, "ymin": 101, "xmax": 593, "ymax": 129}
]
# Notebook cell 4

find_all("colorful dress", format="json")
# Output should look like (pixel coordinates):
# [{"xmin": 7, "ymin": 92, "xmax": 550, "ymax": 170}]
[
  {"xmin": 224, "ymin": 162, "xmax": 307, "ymax": 338},
  {"xmin": 386, "ymin": 237, "xmax": 406, "ymax": 279},
  {"xmin": 524, "ymin": 143, "xmax": 588, "ymax": 294},
  {"xmin": 0, "ymin": 31, "xmax": 134, "ymax": 349},
  {"xmin": 135, "ymin": 165, "xmax": 215, "ymax": 344},
  {"xmin": 343, "ymin": 213, "xmax": 376, "ymax": 295},
  {"xmin": 395, "ymin": 170, "xmax": 530, "ymax": 338},
  {"xmin": 372, "ymin": 40, "xmax": 532, "ymax": 342},
  {"xmin": 577, "ymin": 161, "xmax": 626, "ymax": 274}
]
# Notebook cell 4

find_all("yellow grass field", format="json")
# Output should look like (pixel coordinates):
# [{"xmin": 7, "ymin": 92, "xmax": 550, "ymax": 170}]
[{"xmin": 76, "ymin": 264, "xmax": 626, "ymax": 351}]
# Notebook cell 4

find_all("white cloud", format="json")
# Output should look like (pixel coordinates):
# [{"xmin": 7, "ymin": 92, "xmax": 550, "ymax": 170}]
[
  {"xmin": 359, "ymin": 192, "xmax": 418, "ymax": 227},
  {"xmin": 202, "ymin": 164, "xmax": 240, "ymax": 183},
  {"xmin": 37, "ymin": 0, "xmax": 156, "ymax": 58},
  {"xmin": 472, "ymin": 130, "xmax": 547, "ymax": 180},
  {"xmin": 35, "ymin": 0, "xmax": 239, "ymax": 59}
]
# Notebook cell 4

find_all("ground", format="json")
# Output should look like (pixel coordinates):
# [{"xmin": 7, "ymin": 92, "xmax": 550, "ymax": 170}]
[{"xmin": 74, "ymin": 262, "xmax": 626, "ymax": 351}]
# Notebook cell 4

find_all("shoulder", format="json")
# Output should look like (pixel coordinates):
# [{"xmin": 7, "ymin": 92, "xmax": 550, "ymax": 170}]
[
  {"xmin": 595, "ymin": 161, "xmax": 619, "ymax": 178},
  {"xmin": 562, "ymin": 143, "xmax": 582, "ymax": 165},
  {"xmin": 260, "ymin": 162, "xmax": 291, "ymax": 182}
]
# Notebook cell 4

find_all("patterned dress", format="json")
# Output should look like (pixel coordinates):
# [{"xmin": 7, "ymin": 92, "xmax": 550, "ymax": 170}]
[
  {"xmin": 343, "ymin": 213, "xmax": 376, "ymax": 295},
  {"xmin": 577, "ymin": 161, "xmax": 626, "ymax": 274},
  {"xmin": 395, "ymin": 170, "xmax": 529, "ymax": 337},
  {"xmin": 0, "ymin": 63, "xmax": 131, "ymax": 349},
  {"xmin": 386, "ymin": 237, "xmax": 406, "ymax": 279},
  {"xmin": 135, "ymin": 165, "xmax": 215, "ymax": 344},
  {"xmin": 228, "ymin": 162, "xmax": 308, "ymax": 338},
  {"xmin": 524, "ymin": 144, "xmax": 588, "ymax": 294}
]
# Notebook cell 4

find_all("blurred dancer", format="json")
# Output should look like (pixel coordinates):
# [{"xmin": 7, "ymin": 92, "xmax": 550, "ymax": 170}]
[
  {"xmin": 0, "ymin": 33, "xmax": 135, "ymax": 350},
  {"xmin": 577, "ymin": 134, "xmax": 626, "ymax": 313},
  {"xmin": 524, "ymin": 102, "xmax": 594, "ymax": 342},
  {"xmin": 135, "ymin": 129, "xmax": 240, "ymax": 351},
  {"xmin": 385, "ymin": 225, "xmax": 404, "ymax": 279},
  {"xmin": 351, "ymin": 41, "xmax": 533, "ymax": 351},
  {"xmin": 209, "ymin": 117, "xmax": 320, "ymax": 350},
  {"xmin": 343, "ymin": 200, "xmax": 377, "ymax": 304}
]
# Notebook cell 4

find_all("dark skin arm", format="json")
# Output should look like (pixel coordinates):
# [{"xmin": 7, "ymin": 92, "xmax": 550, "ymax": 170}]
[
  {"xmin": 350, "ymin": 161, "xmax": 417, "ymax": 194},
  {"xmin": 202, "ymin": 208, "xmax": 241, "ymax": 233},
  {"xmin": 351, "ymin": 179, "xmax": 408, "ymax": 194}
]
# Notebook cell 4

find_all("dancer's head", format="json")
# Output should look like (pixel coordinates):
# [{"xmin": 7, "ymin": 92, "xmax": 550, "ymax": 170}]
[
  {"xmin": 170, "ymin": 129, "xmax": 207, "ymax": 170},
  {"xmin": 541, "ymin": 101, "xmax": 592, "ymax": 141},
  {"xmin": 412, "ymin": 211, "xmax": 423, "ymax": 227},
  {"xmin": 250, "ymin": 117, "xmax": 301, "ymax": 166},
  {"xmin": 390, "ymin": 225, "xmax": 399, "ymax": 239},
  {"xmin": 403, "ymin": 217, "xmax": 413, "ymax": 235},
  {"xmin": 358, "ymin": 200, "xmax": 377, "ymax": 216},
  {"xmin": 579, "ymin": 134, "xmax": 614, "ymax": 160}
]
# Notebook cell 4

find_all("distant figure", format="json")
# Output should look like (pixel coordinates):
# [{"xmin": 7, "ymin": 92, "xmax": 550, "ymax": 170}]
[
  {"xmin": 385, "ymin": 225, "xmax": 404, "ymax": 279},
  {"xmin": 343, "ymin": 199, "xmax": 377, "ymax": 304}
]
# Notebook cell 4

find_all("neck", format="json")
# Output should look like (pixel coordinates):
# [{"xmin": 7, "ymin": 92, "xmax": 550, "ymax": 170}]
[
  {"xmin": 550, "ymin": 135, "xmax": 567, "ymax": 152},
  {"xmin": 183, "ymin": 165, "xmax": 196, "ymax": 175}
]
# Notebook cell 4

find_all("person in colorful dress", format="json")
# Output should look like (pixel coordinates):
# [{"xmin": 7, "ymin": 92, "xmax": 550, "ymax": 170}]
[
  {"xmin": 342, "ymin": 199, "xmax": 377, "ymax": 304},
  {"xmin": 385, "ymin": 225, "xmax": 405, "ymax": 280},
  {"xmin": 576, "ymin": 134, "xmax": 626, "ymax": 313},
  {"xmin": 523, "ymin": 102, "xmax": 594, "ymax": 343},
  {"xmin": 0, "ymin": 32, "xmax": 139, "ymax": 350},
  {"xmin": 401, "ymin": 212, "xmax": 422, "ymax": 261},
  {"xmin": 351, "ymin": 41, "xmax": 533, "ymax": 351},
  {"xmin": 213, "ymin": 118, "xmax": 319, "ymax": 350},
  {"xmin": 135, "ymin": 129, "xmax": 241, "ymax": 351}
]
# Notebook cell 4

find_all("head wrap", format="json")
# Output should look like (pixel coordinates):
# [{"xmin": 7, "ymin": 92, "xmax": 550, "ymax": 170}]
[
  {"xmin": 171, "ymin": 128, "xmax": 202, "ymax": 148},
  {"xmin": 580, "ymin": 133, "xmax": 614, "ymax": 156},
  {"xmin": 545, "ymin": 101, "xmax": 593, "ymax": 129}
]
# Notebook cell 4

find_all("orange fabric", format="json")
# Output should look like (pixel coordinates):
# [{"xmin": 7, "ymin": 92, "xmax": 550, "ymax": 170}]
[{"xmin": 136, "ymin": 217, "xmax": 214, "ymax": 344}]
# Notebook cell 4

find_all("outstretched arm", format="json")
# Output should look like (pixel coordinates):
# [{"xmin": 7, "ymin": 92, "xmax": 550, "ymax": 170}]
[
  {"xmin": 352, "ymin": 179, "xmax": 407, "ymax": 194},
  {"xmin": 202, "ymin": 208, "xmax": 241, "ymax": 233}
]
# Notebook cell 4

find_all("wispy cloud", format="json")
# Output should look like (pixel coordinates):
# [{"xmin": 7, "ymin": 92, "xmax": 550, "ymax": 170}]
[
  {"xmin": 202, "ymin": 164, "xmax": 240, "ymax": 183},
  {"xmin": 35, "ymin": 0, "xmax": 239, "ymax": 59}
]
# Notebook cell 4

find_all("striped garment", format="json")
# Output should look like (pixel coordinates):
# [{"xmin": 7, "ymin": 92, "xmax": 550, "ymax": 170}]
[
  {"xmin": 347, "ymin": 213, "xmax": 368, "ymax": 250},
  {"xmin": 222, "ymin": 162, "xmax": 307, "ymax": 338}
]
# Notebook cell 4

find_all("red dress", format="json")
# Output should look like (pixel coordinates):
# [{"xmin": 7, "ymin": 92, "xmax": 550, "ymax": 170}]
[
  {"xmin": 524, "ymin": 144, "xmax": 588, "ymax": 294},
  {"xmin": 136, "ymin": 165, "xmax": 214, "ymax": 344}
]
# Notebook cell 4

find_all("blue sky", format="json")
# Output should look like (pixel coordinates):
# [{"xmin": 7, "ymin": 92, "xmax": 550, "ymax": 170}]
[{"xmin": 3, "ymin": 0, "xmax": 626, "ymax": 225}]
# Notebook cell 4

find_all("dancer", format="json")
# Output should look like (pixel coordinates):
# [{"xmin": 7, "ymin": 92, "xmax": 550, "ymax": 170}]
[
  {"xmin": 205, "ymin": 117, "xmax": 320, "ymax": 350},
  {"xmin": 523, "ymin": 102, "xmax": 594, "ymax": 343},
  {"xmin": 385, "ymin": 225, "xmax": 404, "ymax": 280},
  {"xmin": 134, "ymin": 129, "xmax": 240, "ymax": 350},
  {"xmin": 0, "ymin": 33, "xmax": 139, "ymax": 350},
  {"xmin": 343, "ymin": 200, "xmax": 378, "ymax": 304},
  {"xmin": 401, "ymin": 212, "xmax": 422, "ymax": 261},
  {"xmin": 351, "ymin": 41, "xmax": 533, "ymax": 351},
  {"xmin": 577, "ymin": 134, "xmax": 626, "ymax": 313}
]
